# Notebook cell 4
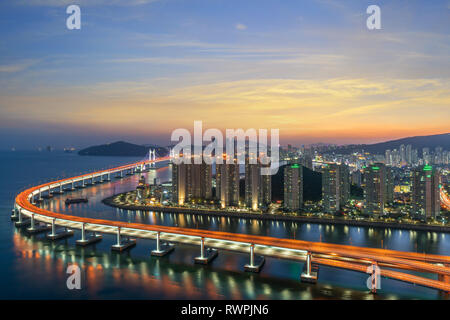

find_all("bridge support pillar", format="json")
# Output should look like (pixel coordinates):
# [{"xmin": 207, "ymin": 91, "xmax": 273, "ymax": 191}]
[
  {"xmin": 15, "ymin": 208, "xmax": 31, "ymax": 228},
  {"xmin": 244, "ymin": 244, "xmax": 265, "ymax": 273},
  {"xmin": 106, "ymin": 173, "xmax": 111, "ymax": 181},
  {"xmin": 111, "ymin": 227, "xmax": 136, "ymax": 252},
  {"xmin": 70, "ymin": 180, "xmax": 75, "ymax": 190},
  {"xmin": 76, "ymin": 223, "xmax": 102, "ymax": 246},
  {"xmin": 194, "ymin": 237, "xmax": 218, "ymax": 264},
  {"xmin": 27, "ymin": 214, "xmax": 51, "ymax": 234},
  {"xmin": 11, "ymin": 206, "xmax": 19, "ymax": 221},
  {"xmin": 151, "ymin": 231, "xmax": 174, "ymax": 256},
  {"xmin": 301, "ymin": 252, "xmax": 318, "ymax": 283},
  {"xmin": 47, "ymin": 219, "xmax": 74, "ymax": 240}
]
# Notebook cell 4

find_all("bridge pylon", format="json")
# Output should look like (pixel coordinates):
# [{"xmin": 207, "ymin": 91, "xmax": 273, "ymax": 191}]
[{"xmin": 301, "ymin": 251, "xmax": 318, "ymax": 283}]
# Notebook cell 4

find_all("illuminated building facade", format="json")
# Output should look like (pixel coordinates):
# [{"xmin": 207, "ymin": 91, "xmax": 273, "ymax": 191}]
[
  {"xmin": 362, "ymin": 163, "xmax": 393, "ymax": 216},
  {"xmin": 411, "ymin": 165, "xmax": 440, "ymax": 219},
  {"xmin": 283, "ymin": 163, "xmax": 303, "ymax": 211},
  {"xmin": 245, "ymin": 161, "xmax": 271, "ymax": 210},
  {"xmin": 216, "ymin": 161, "xmax": 240, "ymax": 208},
  {"xmin": 171, "ymin": 160, "xmax": 212, "ymax": 205},
  {"xmin": 322, "ymin": 163, "xmax": 350, "ymax": 213}
]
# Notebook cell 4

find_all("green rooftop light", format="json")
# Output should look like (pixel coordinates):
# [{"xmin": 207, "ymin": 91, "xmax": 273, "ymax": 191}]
[
  {"xmin": 291, "ymin": 164, "xmax": 300, "ymax": 169},
  {"xmin": 371, "ymin": 166, "xmax": 380, "ymax": 170},
  {"xmin": 423, "ymin": 165, "xmax": 432, "ymax": 171}
]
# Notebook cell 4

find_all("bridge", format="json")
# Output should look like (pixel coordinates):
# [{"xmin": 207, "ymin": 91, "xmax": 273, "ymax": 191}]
[{"xmin": 11, "ymin": 156, "xmax": 450, "ymax": 294}]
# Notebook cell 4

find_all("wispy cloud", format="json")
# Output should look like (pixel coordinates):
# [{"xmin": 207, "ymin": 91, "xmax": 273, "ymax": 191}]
[
  {"xmin": 235, "ymin": 23, "xmax": 247, "ymax": 30},
  {"xmin": 0, "ymin": 60, "xmax": 38, "ymax": 73}
]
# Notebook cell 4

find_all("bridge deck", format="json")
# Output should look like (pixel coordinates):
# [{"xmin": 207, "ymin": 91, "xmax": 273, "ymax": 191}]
[{"xmin": 13, "ymin": 158, "xmax": 450, "ymax": 293}]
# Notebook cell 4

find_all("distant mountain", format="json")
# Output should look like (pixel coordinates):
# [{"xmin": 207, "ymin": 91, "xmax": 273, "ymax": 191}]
[
  {"xmin": 78, "ymin": 141, "xmax": 168, "ymax": 157},
  {"xmin": 337, "ymin": 133, "xmax": 449, "ymax": 155}
]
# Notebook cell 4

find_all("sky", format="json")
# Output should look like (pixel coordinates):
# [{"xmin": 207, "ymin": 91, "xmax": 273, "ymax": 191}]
[{"xmin": 0, "ymin": 0, "xmax": 449, "ymax": 150}]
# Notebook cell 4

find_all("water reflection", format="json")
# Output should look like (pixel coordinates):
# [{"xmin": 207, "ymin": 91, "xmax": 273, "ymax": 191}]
[
  {"xmin": 13, "ymin": 228, "xmax": 408, "ymax": 300},
  {"xmin": 32, "ymin": 167, "xmax": 449, "ymax": 299}
]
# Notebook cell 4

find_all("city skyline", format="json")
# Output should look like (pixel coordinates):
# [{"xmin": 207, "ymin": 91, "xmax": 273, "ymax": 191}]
[{"xmin": 0, "ymin": 0, "xmax": 449, "ymax": 149}]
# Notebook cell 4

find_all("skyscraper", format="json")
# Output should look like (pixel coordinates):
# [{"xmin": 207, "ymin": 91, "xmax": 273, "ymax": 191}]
[
  {"xmin": 171, "ymin": 159, "xmax": 212, "ymax": 205},
  {"xmin": 362, "ymin": 163, "xmax": 393, "ymax": 216},
  {"xmin": 322, "ymin": 163, "xmax": 350, "ymax": 213},
  {"xmin": 411, "ymin": 165, "xmax": 440, "ymax": 220},
  {"xmin": 284, "ymin": 163, "xmax": 303, "ymax": 211},
  {"xmin": 245, "ymin": 162, "xmax": 271, "ymax": 210},
  {"xmin": 385, "ymin": 149, "xmax": 391, "ymax": 165},
  {"xmin": 406, "ymin": 144, "xmax": 412, "ymax": 164},
  {"xmin": 216, "ymin": 161, "xmax": 240, "ymax": 208}
]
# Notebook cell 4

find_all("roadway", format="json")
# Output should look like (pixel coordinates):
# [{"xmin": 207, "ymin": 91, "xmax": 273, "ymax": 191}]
[{"xmin": 13, "ymin": 157, "xmax": 450, "ymax": 293}]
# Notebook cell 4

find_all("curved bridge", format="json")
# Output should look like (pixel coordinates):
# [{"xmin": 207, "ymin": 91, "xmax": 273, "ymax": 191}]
[{"xmin": 12, "ymin": 157, "xmax": 450, "ymax": 293}]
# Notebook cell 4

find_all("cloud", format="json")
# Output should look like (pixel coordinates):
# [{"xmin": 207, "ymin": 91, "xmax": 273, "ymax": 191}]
[
  {"xmin": 1, "ymin": 77, "xmax": 448, "ymax": 144},
  {"xmin": 235, "ymin": 23, "xmax": 247, "ymax": 30},
  {"xmin": 0, "ymin": 60, "xmax": 38, "ymax": 73}
]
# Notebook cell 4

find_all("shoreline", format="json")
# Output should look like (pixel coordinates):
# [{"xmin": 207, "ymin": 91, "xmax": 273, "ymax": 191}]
[{"xmin": 102, "ymin": 193, "xmax": 450, "ymax": 233}]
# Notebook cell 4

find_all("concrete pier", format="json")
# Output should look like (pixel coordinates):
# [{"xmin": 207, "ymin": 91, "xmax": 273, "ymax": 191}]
[
  {"xmin": 85, "ymin": 177, "xmax": 93, "ymax": 186},
  {"xmin": 46, "ymin": 219, "xmax": 74, "ymax": 240},
  {"xmin": 11, "ymin": 208, "xmax": 19, "ymax": 221},
  {"xmin": 52, "ymin": 184, "xmax": 64, "ymax": 195},
  {"xmin": 77, "ymin": 179, "xmax": 86, "ymax": 188},
  {"xmin": 67, "ymin": 180, "xmax": 76, "ymax": 191},
  {"xmin": 26, "ymin": 214, "xmax": 51, "ymax": 234},
  {"xmin": 151, "ymin": 232, "xmax": 175, "ymax": 256},
  {"xmin": 76, "ymin": 224, "xmax": 102, "ymax": 246},
  {"xmin": 15, "ymin": 218, "xmax": 31, "ymax": 228},
  {"xmin": 301, "ymin": 252, "xmax": 318, "ymax": 283},
  {"xmin": 244, "ymin": 244, "xmax": 265, "ymax": 273},
  {"xmin": 194, "ymin": 237, "xmax": 218, "ymax": 264},
  {"xmin": 27, "ymin": 223, "xmax": 51, "ymax": 234},
  {"xmin": 111, "ymin": 227, "xmax": 136, "ymax": 252}
]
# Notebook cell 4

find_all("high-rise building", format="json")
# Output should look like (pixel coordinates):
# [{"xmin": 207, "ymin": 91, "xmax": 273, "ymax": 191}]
[
  {"xmin": 245, "ymin": 162, "xmax": 271, "ymax": 210},
  {"xmin": 216, "ymin": 161, "xmax": 240, "ymax": 208},
  {"xmin": 412, "ymin": 148, "xmax": 418, "ymax": 165},
  {"xmin": 171, "ymin": 159, "xmax": 212, "ymax": 205},
  {"xmin": 362, "ymin": 163, "xmax": 393, "ymax": 216},
  {"xmin": 406, "ymin": 144, "xmax": 412, "ymax": 164},
  {"xmin": 322, "ymin": 163, "xmax": 350, "ymax": 213},
  {"xmin": 351, "ymin": 169, "xmax": 362, "ymax": 186},
  {"xmin": 423, "ymin": 147, "xmax": 430, "ymax": 164},
  {"xmin": 385, "ymin": 149, "xmax": 391, "ymax": 165},
  {"xmin": 284, "ymin": 163, "xmax": 303, "ymax": 211},
  {"xmin": 411, "ymin": 165, "xmax": 440, "ymax": 220}
]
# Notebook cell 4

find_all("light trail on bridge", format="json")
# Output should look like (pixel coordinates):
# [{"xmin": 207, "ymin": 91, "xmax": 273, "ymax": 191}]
[{"xmin": 12, "ymin": 157, "xmax": 450, "ymax": 293}]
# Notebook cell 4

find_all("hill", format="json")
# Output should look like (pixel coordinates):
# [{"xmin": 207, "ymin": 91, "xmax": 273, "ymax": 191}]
[
  {"xmin": 337, "ymin": 133, "xmax": 449, "ymax": 155},
  {"xmin": 78, "ymin": 141, "xmax": 168, "ymax": 157},
  {"xmin": 271, "ymin": 165, "xmax": 322, "ymax": 202}
]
